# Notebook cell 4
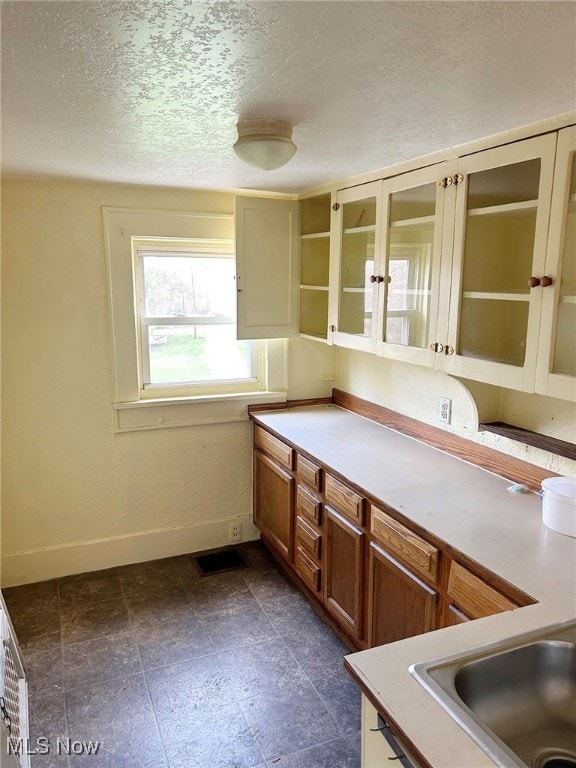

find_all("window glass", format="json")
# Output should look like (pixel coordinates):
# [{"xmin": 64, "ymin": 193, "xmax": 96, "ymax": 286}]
[{"xmin": 138, "ymin": 251, "xmax": 256, "ymax": 388}]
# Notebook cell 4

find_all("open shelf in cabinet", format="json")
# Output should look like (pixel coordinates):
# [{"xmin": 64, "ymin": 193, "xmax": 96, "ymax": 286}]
[{"xmin": 467, "ymin": 199, "xmax": 538, "ymax": 218}]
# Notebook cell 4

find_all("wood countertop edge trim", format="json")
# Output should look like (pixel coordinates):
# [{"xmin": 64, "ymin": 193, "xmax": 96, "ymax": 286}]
[
  {"xmin": 332, "ymin": 389, "xmax": 560, "ymax": 493},
  {"xmin": 343, "ymin": 657, "xmax": 434, "ymax": 768}
]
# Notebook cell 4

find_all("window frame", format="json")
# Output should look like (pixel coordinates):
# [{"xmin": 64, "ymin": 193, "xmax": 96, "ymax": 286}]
[
  {"xmin": 133, "ymin": 241, "xmax": 261, "ymax": 398},
  {"xmin": 103, "ymin": 207, "xmax": 288, "ymax": 431}
]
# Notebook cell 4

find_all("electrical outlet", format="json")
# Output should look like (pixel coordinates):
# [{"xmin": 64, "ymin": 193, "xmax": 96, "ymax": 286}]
[
  {"xmin": 439, "ymin": 397, "xmax": 452, "ymax": 425},
  {"xmin": 229, "ymin": 521, "xmax": 242, "ymax": 543}
]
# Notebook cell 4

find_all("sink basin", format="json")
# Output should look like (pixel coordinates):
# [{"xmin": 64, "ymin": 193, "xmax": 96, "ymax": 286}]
[{"xmin": 410, "ymin": 619, "xmax": 576, "ymax": 768}]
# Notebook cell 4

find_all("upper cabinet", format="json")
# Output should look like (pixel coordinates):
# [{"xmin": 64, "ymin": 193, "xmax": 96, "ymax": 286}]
[
  {"xmin": 443, "ymin": 134, "xmax": 556, "ymax": 391},
  {"xmin": 330, "ymin": 168, "xmax": 448, "ymax": 366},
  {"xmin": 236, "ymin": 126, "xmax": 574, "ymax": 402},
  {"xmin": 235, "ymin": 196, "xmax": 299, "ymax": 339},
  {"xmin": 329, "ymin": 180, "xmax": 383, "ymax": 353},
  {"xmin": 535, "ymin": 126, "xmax": 576, "ymax": 401},
  {"xmin": 299, "ymin": 193, "xmax": 332, "ymax": 341},
  {"xmin": 329, "ymin": 132, "xmax": 575, "ymax": 400},
  {"xmin": 377, "ymin": 164, "xmax": 451, "ymax": 367}
]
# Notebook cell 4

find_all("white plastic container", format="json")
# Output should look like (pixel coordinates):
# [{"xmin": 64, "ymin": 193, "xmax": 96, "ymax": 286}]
[{"xmin": 541, "ymin": 477, "xmax": 576, "ymax": 537}]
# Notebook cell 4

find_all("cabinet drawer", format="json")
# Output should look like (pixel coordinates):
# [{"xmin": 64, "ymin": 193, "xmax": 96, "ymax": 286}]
[
  {"xmin": 296, "ymin": 485, "xmax": 322, "ymax": 525},
  {"xmin": 447, "ymin": 562, "xmax": 518, "ymax": 620},
  {"xmin": 297, "ymin": 454, "xmax": 322, "ymax": 491},
  {"xmin": 295, "ymin": 546, "xmax": 321, "ymax": 593},
  {"xmin": 370, "ymin": 505, "xmax": 439, "ymax": 583},
  {"xmin": 296, "ymin": 515, "xmax": 322, "ymax": 559},
  {"xmin": 325, "ymin": 474, "xmax": 365, "ymax": 526},
  {"xmin": 254, "ymin": 426, "xmax": 294, "ymax": 470}
]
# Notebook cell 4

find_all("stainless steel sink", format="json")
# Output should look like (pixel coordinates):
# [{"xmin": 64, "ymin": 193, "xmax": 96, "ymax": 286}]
[{"xmin": 410, "ymin": 619, "xmax": 576, "ymax": 768}]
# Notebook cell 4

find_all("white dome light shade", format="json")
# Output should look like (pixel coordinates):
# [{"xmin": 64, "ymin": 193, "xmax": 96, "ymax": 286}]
[{"xmin": 233, "ymin": 119, "xmax": 297, "ymax": 171}]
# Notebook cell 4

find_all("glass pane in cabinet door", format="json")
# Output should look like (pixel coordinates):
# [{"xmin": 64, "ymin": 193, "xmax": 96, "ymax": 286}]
[
  {"xmin": 552, "ymin": 153, "xmax": 576, "ymax": 376},
  {"xmin": 385, "ymin": 182, "xmax": 436, "ymax": 347},
  {"xmin": 458, "ymin": 159, "xmax": 540, "ymax": 365},
  {"xmin": 339, "ymin": 197, "xmax": 376, "ymax": 336}
]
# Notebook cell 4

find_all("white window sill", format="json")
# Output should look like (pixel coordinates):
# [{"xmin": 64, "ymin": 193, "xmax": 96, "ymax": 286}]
[{"xmin": 113, "ymin": 391, "xmax": 286, "ymax": 432}]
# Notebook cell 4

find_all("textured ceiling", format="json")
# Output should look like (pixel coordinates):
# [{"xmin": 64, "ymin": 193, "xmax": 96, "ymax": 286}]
[{"xmin": 1, "ymin": 1, "xmax": 575, "ymax": 193}]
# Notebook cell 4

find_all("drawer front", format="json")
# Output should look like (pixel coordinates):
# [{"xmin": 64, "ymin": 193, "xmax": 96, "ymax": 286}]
[
  {"xmin": 297, "ymin": 454, "xmax": 322, "ymax": 491},
  {"xmin": 370, "ymin": 505, "xmax": 439, "ymax": 583},
  {"xmin": 296, "ymin": 485, "xmax": 322, "ymax": 525},
  {"xmin": 325, "ymin": 474, "xmax": 365, "ymax": 526},
  {"xmin": 295, "ymin": 546, "xmax": 321, "ymax": 593},
  {"xmin": 296, "ymin": 515, "xmax": 322, "ymax": 559},
  {"xmin": 254, "ymin": 426, "xmax": 294, "ymax": 470},
  {"xmin": 448, "ymin": 562, "xmax": 518, "ymax": 619}
]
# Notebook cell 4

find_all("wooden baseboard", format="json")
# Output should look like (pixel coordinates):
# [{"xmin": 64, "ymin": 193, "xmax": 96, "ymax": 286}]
[{"xmin": 332, "ymin": 388, "xmax": 558, "ymax": 492}]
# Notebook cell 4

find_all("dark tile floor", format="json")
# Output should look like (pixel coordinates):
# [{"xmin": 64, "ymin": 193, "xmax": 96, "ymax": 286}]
[{"xmin": 3, "ymin": 542, "xmax": 361, "ymax": 768}]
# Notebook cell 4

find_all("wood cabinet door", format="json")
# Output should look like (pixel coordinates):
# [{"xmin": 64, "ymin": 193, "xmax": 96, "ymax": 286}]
[
  {"xmin": 324, "ymin": 506, "xmax": 365, "ymax": 642},
  {"xmin": 445, "ymin": 604, "xmax": 470, "ymax": 626},
  {"xmin": 367, "ymin": 542, "xmax": 437, "ymax": 647},
  {"xmin": 254, "ymin": 450, "xmax": 295, "ymax": 562}
]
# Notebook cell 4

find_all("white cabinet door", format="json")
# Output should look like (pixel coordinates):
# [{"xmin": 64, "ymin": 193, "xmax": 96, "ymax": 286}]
[
  {"xmin": 375, "ymin": 162, "xmax": 454, "ymax": 368},
  {"xmin": 330, "ymin": 181, "xmax": 384, "ymax": 353},
  {"xmin": 536, "ymin": 126, "xmax": 576, "ymax": 402},
  {"xmin": 235, "ymin": 196, "xmax": 299, "ymax": 339},
  {"xmin": 444, "ymin": 133, "xmax": 557, "ymax": 391}
]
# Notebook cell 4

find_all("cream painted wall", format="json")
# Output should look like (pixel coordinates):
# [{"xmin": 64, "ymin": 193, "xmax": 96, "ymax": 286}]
[
  {"xmin": 1, "ymin": 177, "xmax": 333, "ymax": 586},
  {"xmin": 335, "ymin": 348, "xmax": 576, "ymax": 477}
]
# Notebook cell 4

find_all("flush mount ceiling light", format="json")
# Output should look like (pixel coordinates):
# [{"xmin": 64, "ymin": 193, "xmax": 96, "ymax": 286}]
[{"xmin": 233, "ymin": 118, "xmax": 297, "ymax": 171}]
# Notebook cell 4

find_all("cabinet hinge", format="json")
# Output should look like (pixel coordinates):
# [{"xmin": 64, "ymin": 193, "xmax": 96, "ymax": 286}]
[{"xmin": 439, "ymin": 174, "xmax": 463, "ymax": 189}]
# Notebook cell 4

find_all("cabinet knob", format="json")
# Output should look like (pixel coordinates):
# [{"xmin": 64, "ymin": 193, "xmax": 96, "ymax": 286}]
[
  {"xmin": 528, "ymin": 276, "xmax": 553, "ymax": 288},
  {"xmin": 429, "ymin": 342, "xmax": 444, "ymax": 353},
  {"xmin": 370, "ymin": 275, "xmax": 377, "ymax": 283},
  {"xmin": 444, "ymin": 345, "xmax": 455, "ymax": 355}
]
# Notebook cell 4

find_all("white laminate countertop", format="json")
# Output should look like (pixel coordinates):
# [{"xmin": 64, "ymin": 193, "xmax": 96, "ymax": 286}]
[{"xmin": 252, "ymin": 405, "xmax": 576, "ymax": 768}]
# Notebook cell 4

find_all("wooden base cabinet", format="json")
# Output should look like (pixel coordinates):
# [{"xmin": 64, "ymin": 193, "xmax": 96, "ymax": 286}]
[
  {"xmin": 324, "ymin": 506, "xmax": 366, "ymax": 644},
  {"xmin": 254, "ymin": 450, "xmax": 295, "ymax": 563},
  {"xmin": 252, "ymin": 423, "xmax": 532, "ymax": 653},
  {"xmin": 446, "ymin": 561, "xmax": 519, "ymax": 621},
  {"xmin": 367, "ymin": 542, "xmax": 438, "ymax": 647}
]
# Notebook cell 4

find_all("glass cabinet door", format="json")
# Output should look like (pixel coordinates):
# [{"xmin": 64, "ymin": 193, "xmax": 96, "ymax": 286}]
[
  {"xmin": 445, "ymin": 134, "xmax": 556, "ymax": 389},
  {"xmin": 332, "ymin": 181, "xmax": 383, "ymax": 352},
  {"xmin": 536, "ymin": 126, "xmax": 576, "ymax": 401},
  {"xmin": 376, "ymin": 164, "xmax": 446, "ymax": 365}
]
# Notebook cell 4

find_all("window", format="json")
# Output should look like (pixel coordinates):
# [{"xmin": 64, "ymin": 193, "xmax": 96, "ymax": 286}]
[
  {"xmin": 385, "ymin": 244, "xmax": 432, "ymax": 348},
  {"xmin": 135, "ymin": 242, "xmax": 259, "ymax": 397},
  {"xmin": 103, "ymin": 207, "xmax": 288, "ymax": 431}
]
